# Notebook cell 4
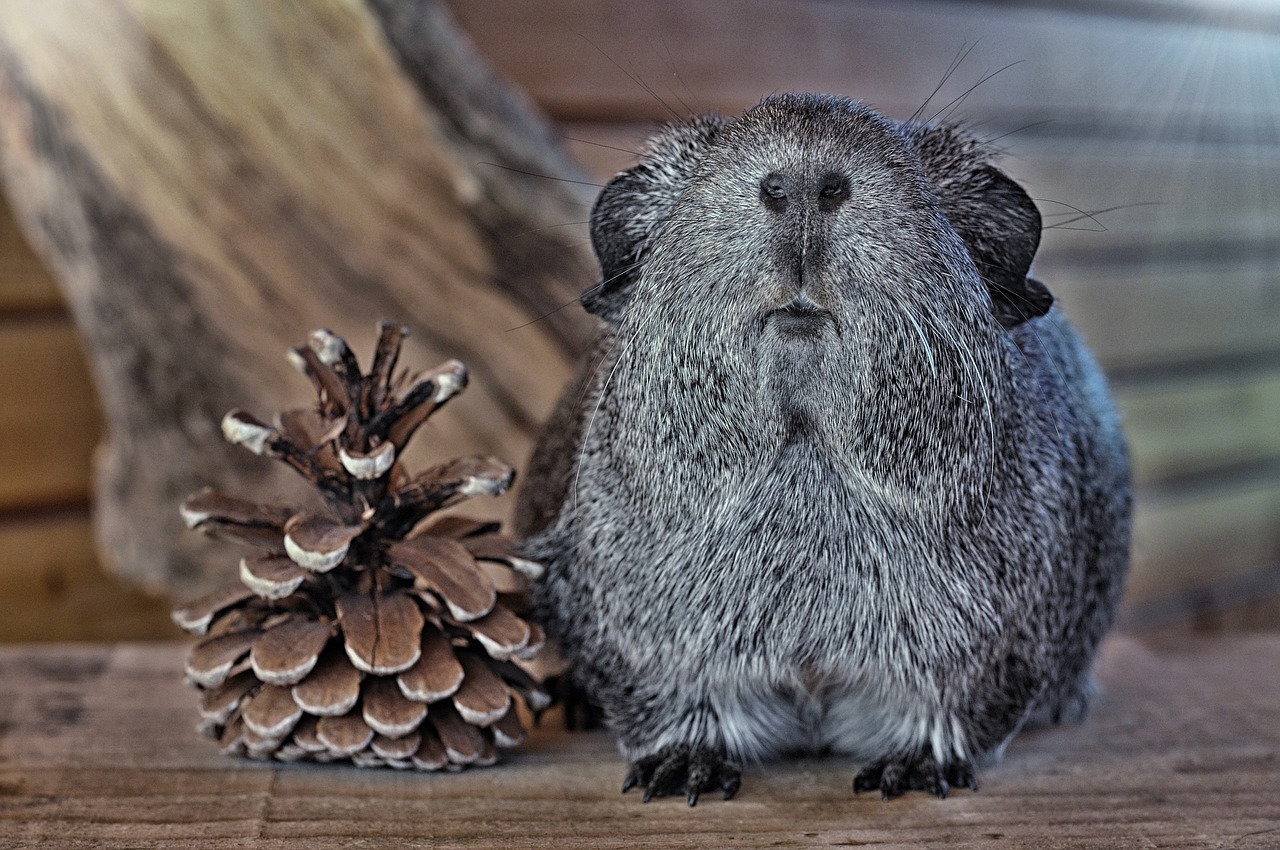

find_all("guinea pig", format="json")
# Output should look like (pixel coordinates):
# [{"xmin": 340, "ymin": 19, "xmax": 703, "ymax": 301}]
[{"xmin": 516, "ymin": 92, "xmax": 1131, "ymax": 805}]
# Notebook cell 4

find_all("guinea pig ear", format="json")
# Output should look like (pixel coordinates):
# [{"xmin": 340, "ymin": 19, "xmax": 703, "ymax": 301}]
[
  {"xmin": 584, "ymin": 115, "xmax": 726, "ymax": 325},
  {"xmin": 582, "ymin": 169, "xmax": 649, "ymax": 324},
  {"xmin": 946, "ymin": 164, "xmax": 1052, "ymax": 329}
]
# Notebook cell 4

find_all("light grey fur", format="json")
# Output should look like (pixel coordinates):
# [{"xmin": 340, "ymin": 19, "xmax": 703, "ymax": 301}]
[{"xmin": 518, "ymin": 93, "xmax": 1130, "ymax": 800}]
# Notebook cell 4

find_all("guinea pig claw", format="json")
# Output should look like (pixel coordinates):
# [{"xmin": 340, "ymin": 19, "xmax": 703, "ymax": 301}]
[
  {"xmin": 853, "ymin": 752, "xmax": 978, "ymax": 801},
  {"xmin": 622, "ymin": 743, "xmax": 741, "ymax": 805}
]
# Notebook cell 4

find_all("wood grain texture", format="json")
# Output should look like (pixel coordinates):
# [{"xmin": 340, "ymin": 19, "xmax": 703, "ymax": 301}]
[
  {"xmin": 444, "ymin": 0, "xmax": 1280, "ymax": 135},
  {"xmin": 1123, "ymin": 559, "xmax": 1280, "ymax": 634},
  {"xmin": 0, "ymin": 0, "xmax": 598, "ymax": 595},
  {"xmin": 0, "ymin": 513, "xmax": 174, "ymax": 642},
  {"xmin": 0, "ymin": 637, "xmax": 1277, "ymax": 847},
  {"xmin": 1116, "ymin": 369, "xmax": 1280, "ymax": 485},
  {"xmin": 1130, "ymin": 476, "xmax": 1280, "ymax": 603},
  {"xmin": 0, "ymin": 318, "xmax": 99, "ymax": 511}
]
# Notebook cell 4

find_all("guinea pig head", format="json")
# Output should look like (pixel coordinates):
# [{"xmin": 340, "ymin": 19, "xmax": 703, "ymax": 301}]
[{"xmin": 585, "ymin": 94, "xmax": 1050, "ymax": 337}]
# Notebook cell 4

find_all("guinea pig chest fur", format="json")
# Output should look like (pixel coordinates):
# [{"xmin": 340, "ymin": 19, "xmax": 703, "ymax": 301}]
[{"xmin": 516, "ymin": 93, "xmax": 1131, "ymax": 806}]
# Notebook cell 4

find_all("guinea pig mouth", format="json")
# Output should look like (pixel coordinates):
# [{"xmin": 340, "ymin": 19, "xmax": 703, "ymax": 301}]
[{"xmin": 761, "ymin": 299, "xmax": 836, "ymax": 340}]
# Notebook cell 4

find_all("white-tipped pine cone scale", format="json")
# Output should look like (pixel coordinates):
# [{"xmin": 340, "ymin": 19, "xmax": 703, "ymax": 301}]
[{"xmin": 172, "ymin": 323, "xmax": 548, "ymax": 771}]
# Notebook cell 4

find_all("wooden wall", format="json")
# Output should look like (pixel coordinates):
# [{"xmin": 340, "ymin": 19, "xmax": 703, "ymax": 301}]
[
  {"xmin": 0, "ymin": 197, "xmax": 175, "ymax": 641},
  {"xmin": 2, "ymin": 0, "xmax": 1277, "ymax": 640}
]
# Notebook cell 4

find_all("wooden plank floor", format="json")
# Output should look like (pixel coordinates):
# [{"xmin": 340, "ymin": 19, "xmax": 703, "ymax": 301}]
[{"xmin": 0, "ymin": 636, "xmax": 1277, "ymax": 848}]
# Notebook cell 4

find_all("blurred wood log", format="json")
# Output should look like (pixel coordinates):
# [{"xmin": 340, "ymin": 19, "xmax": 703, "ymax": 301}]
[{"xmin": 0, "ymin": 0, "xmax": 598, "ymax": 596}]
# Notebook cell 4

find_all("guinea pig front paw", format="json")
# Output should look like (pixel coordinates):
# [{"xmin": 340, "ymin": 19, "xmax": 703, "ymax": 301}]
[
  {"xmin": 621, "ymin": 743, "xmax": 742, "ymax": 806},
  {"xmin": 852, "ymin": 751, "xmax": 978, "ymax": 801}
]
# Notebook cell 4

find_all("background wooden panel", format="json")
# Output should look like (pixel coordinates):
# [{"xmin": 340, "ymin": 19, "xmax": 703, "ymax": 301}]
[
  {"xmin": 443, "ymin": 0, "xmax": 1280, "ymax": 128},
  {"xmin": 0, "ymin": 192, "xmax": 173, "ymax": 641},
  {"xmin": 0, "ymin": 511, "xmax": 175, "ymax": 642},
  {"xmin": 0, "ymin": 318, "xmax": 99, "ymax": 510},
  {"xmin": 0, "ymin": 0, "xmax": 1276, "ymax": 640},
  {"xmin": 1114, "ymin": 371, "xmax": 1280, "ymax": 485}
]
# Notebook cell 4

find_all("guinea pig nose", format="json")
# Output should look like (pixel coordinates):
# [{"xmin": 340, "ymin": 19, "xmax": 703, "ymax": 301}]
[{"xmin": 760, "ymin": 173, "xmax": 789, "ymax": 210}]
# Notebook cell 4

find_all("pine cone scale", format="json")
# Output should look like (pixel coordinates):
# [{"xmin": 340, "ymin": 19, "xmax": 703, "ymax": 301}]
[
  {"xmin": 291, "ymin": 643, "xmax": 363, "ymax": 716},
  {"xmin": 185, "ymin": 630, "xmax": 260, "ymax": 688},
  {"xmin": 452, "ymin": 651, "xmax": 513, "ymax": 726},
  {"xmin": 199, "ymin": 669, "xmax": 257, "ymax": 725},
  {"xmin": 430, "ymin": 702, "xmax": 486, "ymax": 765},
  {"xmin": 316, "ymin": 712, "xmax": 375, "ymax": 757},
  {"xmin": 242, "ymin": 684, "xmax": 304, "ymax": 740},
  {"xmin": 371, "ymin": 730, "xmax": 419, "ymax": 761},
  {"xmin": 467, "ymin": 607, "xmax": 532, "ymax": 660},
  {"xmin": 388, "ymin": 538, "xmax": 496, "ymax": 623},
  {"xmin": 283, "ymin": 514, "xmax": 367, "ymax": 572},
  {"xmin": 172, "ymin": 585, "xmax": 256, "ymax": 635},
  {"xmin": 411, "ymin": 729, "xmax": 449, "ymax": 771},
  {"xmin": 250, "ymin": 619, "xmax": 333, "ymax": 685},
  {"xmin": 239, "ymin": 554, "xmax": 308, "ymax": 600},
  {"xmin": 397, "ymin": 625, "xmax": 465, "ymax": 702},
  {"xmin": 362, "ymin": 676, "xmax": 428, "ymax": 738},
  {"xmin": 335, "ymin": 590, "xmax": 424, "ymax": 675}
]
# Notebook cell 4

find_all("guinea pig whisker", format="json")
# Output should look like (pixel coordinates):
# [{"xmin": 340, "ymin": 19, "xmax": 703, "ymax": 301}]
[
  {"xmin": 910, "ymin": 41, "xmax": 980, "ymax": 125},
  {"xmin": 560, "ymin": 135, "xmax": 648, "ymax": 160},
  {"xmin": 476, "ymin": 160, "xmax": 605, "ymax": 190},
  {"xmin": 921, "ymin": 302, "xmax": 999, "ymax": 521},
  {"xmin": 981, "ymin": 120, "xmax": 1055, "ymax": 147},
  {"xmin": 504, "ymin": 252, "xmax": 643, "ymax": 333},
  {"xmin": 574, "ymin": 332, "xmax": 635, "ymax": 518},
  {"xmin": 1037, "ymin": 200, "xmax": 1163, "ymax": 233},
  {"xmin": 578, "ymin": 34, "xmax": 685, "ymax": 123},
  {"xmin": 900, "ymin": 308, "xmax": 940, "ymax": 380},
  {"xmin": 927, "ymin": 60, "xmax": 1026, "ymax": 127}
]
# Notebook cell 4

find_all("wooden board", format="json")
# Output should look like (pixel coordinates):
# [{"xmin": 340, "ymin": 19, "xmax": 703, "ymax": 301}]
[
  {"xmin": 0, "ymin": 637, "xmax": 1277, "ymax": 847},
  {"xmin": 0, "ymin": 317, "xmax": 100, "ymax": 511},
  {"xmin": 1122, "ymin": 559, "xmax": 1280, "ymax": 635},
  {"xmin": 445, "ymin": 0, "xmax": 1280, "ymax": 128},
  {"xmin": 1049, "ymin": 264, "xmax": 1280, "ymax": 374},
  {"xmin": 0, "ymin": 511, "xmax": 174, "ymax": 642},
  {"xmin": 1129, "ymin": 475, "xmax": 1280, "ymax": 604},
  {"xmin": 1116, "ymin": 369, "xmax": 1280, "ymax": 485}
]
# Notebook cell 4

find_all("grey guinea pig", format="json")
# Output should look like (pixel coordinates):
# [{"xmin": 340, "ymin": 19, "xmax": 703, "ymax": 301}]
[{"xmin": 516, "ymin": 92, "xmax": 1131, "ymax": 806}]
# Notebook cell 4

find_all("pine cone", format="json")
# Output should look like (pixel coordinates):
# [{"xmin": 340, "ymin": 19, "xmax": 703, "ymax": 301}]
[{"xmin": 172, "ymin": 323, "xmax": 549, "ymax": 771}]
